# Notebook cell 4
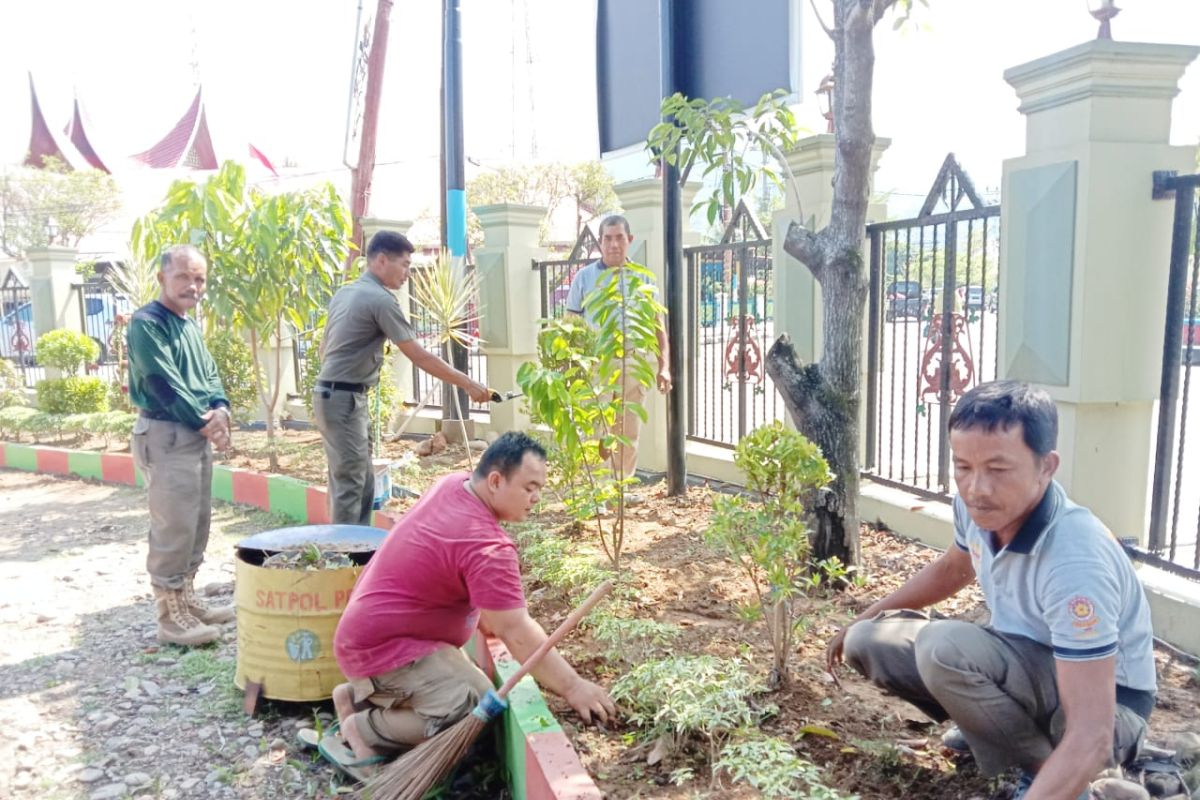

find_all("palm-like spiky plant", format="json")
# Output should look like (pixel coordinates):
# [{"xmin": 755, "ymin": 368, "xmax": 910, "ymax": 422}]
[{"xmin": 402, "ymin": 249, "xmax": 484, "ymax": 468}]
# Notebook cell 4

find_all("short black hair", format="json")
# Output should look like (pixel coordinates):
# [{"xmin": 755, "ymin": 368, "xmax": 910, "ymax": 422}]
[
  {"xmin": 473, "ymin": 431, "xmax": 547, "ymax": 480},
  {"xmin": 948, "ymin": 380, "xmax": 1058, "ymax": 457},
  {"xmin": 598, "ymin": 214, "xmax": 631, "ymax": 237},
  {"xmin": 366, "ymin": 230, "xmax": 415, "ymax": 259}
]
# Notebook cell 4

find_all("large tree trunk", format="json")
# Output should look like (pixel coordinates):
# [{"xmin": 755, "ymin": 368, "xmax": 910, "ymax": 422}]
[{"xmin": 766, "ymin": 0, "xmax": 884, "ymax": 567}]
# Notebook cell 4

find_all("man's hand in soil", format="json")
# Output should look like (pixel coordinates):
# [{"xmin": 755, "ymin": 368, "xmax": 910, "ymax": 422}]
[
  {"xmin": 200, "ymin": 408, "xmax": 232, "ymax": 453},
  {"xmin": 825, "ymin": 624, "xmax": 851, "ymax": 689},
  {"xmin": 564, "ymin": 678, "xmax": 616, "ymax": 725}
]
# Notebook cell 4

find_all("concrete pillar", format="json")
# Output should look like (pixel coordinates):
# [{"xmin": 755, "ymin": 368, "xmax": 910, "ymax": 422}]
[
  {"xmin": 361, "ymin": 217, "xmax": 415, "ymax": 404},
  {"xmin": 1001, "ymin": 41, "xmax": 1199, "ymax": 540},
  {"xmin": 474, "ymin": 204, "xmax": 548, "ymax": 434},
  {"xmin": 27, "ymin": 246, "xmax": 82, "ymax": 378}
]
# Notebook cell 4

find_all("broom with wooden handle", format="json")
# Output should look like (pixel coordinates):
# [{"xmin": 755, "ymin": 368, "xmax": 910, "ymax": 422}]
[{"xmin": 358, "ymin": 580, "xmax": 614, "ymax": 800}]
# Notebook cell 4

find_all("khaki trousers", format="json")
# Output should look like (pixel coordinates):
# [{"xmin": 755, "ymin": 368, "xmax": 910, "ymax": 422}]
[
  {"xmin": 350, "ymin": 646, "xmax": 493, "ymax": 750},
  {"xmin": 131, "ymin": 417, "xmax": 213, "ymax": 590},
  {"xmin": 312, "ymin": 388, "xmax": 374, "ymax": 526},
  {"xmin": 607, "ymin": 369, "xmax": 647, "ymax": 480},
  {"xmin": 843, "ymin": 611, "xmax": 1146, "ymax": 776}
]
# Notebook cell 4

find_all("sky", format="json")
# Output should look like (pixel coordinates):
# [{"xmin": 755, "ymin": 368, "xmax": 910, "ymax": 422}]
[{"xmin": 1, "ymin": 0, "xmax": 1198, "ymax": 243}]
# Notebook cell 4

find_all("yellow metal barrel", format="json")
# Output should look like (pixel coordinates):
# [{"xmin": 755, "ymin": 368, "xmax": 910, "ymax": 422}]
[{"xmin": 232, "ymin": 524, "xmax": 386, "ymax": 702}]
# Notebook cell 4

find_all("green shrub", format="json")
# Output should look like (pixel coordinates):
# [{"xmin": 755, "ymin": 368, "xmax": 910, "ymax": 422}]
[
  {"xmin": 35, "ymin": 329, "xmax": 100, "ymax": 376},
  {"xmin": 205, "ymin": 329, "xmax": 258, "ymax": 420},
  {"xmin": 0, "ymin": 406, "xmax": 135, "ymax": 445},
  {"xmin": 0, "ymin": 405, "xmax": 39, "ymax": 438},
  {"xmin": 107, "ymin": 377, "xmax": 133, "ymax": 413},
  {"xmin": 587, "ymin": 613, "xmax": 681, "ymax": 666},
  {"xmin": 610, "ymin": 656, "xmax": 772, "ymax": 762},
  {"xmin": 715, "ymin": 737, "xmax": 856, "ymax": 799},
  {"xmin": 0, "ymin": 358, "xmax": 25, "ymax": 409},
  {"xmin": 705, "ymin": 420, "xmax": 834, "ymax": 689},
  {"xmin": 37, "ymin": 376, "xmax": 108, "ymax": 414}
]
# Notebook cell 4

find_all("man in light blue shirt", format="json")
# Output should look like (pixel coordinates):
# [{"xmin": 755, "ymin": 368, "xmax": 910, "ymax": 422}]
[
  {"xmin": 565, "ymin": 215, "xmax": 671, "ymax": 479},
  {"xmin": 826, "ymin": 381, "xmax": 1156, "ymax": 800}
]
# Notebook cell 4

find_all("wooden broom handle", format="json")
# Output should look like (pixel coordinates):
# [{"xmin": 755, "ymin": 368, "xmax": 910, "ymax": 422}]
[{"xmin": 494, "ymin": 580, "xmax": 613, "ymax": 700}]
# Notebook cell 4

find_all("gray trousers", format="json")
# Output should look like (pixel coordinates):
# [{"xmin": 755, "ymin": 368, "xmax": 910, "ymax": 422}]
[
  {"xmin": 843, "ymin": 611, "xmax": 1146, "ymax": 776},
  {"xmin": 312, "ymin": 388, "xmax": 374, "ymax": 525},
  {"xmin": 131, "ymin": 417, "xmax": 213, "ymax": 590}
]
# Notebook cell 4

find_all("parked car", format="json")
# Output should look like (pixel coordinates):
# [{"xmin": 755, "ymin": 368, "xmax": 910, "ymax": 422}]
[
  {"xmin": 0, "ymin": 294, "xmax": 130, "ymax": 364},
  {"xmin": 885, "ymin": 280, "xmax": 923, "ymax": 321},
  {"xmin": 958, "ymin": 285, "xmax": 985, "ymax": 311}
]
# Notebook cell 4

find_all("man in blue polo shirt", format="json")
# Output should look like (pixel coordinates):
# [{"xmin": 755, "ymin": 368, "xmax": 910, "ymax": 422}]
[
  {"xmin": 565, "ymin": 215, "xmax": 671, "ymax": 482},
  {"xmin": 826, "ymin": 381, "xmax": 1155, "ymax": 799}
]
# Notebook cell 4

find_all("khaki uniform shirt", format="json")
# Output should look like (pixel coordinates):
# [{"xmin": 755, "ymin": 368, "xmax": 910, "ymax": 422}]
[{"xmin": 318, "ymin": 271, "xmax": 415, "ymax": 386}]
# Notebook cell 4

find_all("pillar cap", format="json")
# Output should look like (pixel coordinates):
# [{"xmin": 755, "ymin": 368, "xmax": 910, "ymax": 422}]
[
  {"xmin": 1004, "ymin": 40, "xmax": 1199, "ymax": 116},
  {"xmin": 473, "ymin": 203, "xmax": 546, "ymax": 230}
]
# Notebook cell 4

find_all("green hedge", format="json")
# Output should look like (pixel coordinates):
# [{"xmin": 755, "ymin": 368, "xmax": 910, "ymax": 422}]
[
  {"xmin": 0, "ymin": 406, "xmax": 136, "ymax": 444},
  {"xmin": 37, "ymin": 376, "xmax": 108, "ymax": 414}
]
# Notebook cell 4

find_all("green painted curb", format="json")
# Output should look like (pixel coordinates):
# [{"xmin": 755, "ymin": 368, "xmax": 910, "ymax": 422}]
[
  {"xmin": 5, "ymin": 444, "xmax": 37, "ymax": 472},
  {"xmin": 212, "ymin": 465, "xmax": 234, "ymax": 503},
  {"xmin": 268, "ymin": 475, "xmax": 309, "ymax": 523},
  {"xmin": 67, "ymin": 450, "xmax": 104, "ymax": 481}
]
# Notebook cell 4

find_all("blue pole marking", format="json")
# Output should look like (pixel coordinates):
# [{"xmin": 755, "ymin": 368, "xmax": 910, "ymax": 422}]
[{"xmin": 447, "ymin": 188, "xmax": 467, "ymax": 258}]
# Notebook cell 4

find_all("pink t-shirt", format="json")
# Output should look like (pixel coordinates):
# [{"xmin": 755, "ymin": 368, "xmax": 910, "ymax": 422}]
[{"xmin": 334, "ymin": 473, "xmax": 526, "ymax": 678}]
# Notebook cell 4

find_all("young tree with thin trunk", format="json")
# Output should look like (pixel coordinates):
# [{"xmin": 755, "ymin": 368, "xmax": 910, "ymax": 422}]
[{"xmin": 650, "ymin": 0, "xmax": 917, "ymax": 567}]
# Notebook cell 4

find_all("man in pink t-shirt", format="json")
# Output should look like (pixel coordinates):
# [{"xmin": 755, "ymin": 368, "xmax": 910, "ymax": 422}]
[{"xmin": 327, "ymin": 431, "xmax": 614, "ymax": 767}]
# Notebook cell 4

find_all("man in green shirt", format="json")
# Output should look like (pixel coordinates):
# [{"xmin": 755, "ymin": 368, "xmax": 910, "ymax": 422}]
[
  {"xmin": 128, "ymin": 244, "xmax": 235, "ymax": 647},
  {"xmin": 314, "ymin": 231, "xmax": 490, "ymax": 525}
]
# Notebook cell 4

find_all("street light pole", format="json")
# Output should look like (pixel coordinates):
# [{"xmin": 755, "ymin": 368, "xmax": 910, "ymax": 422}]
[{"xmin": 660, "ymin": 0, "xmax": 686, "ymax": 496}]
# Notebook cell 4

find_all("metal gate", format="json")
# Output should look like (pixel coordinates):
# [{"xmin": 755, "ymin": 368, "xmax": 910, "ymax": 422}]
[
  {"xmin": 864, "ymin": 155, "xmax": 1001, "ymax": 498},
  {"xmin": 531, "ymin": 226, "xmax": 601, "ymax": 319},
  {"xmin": 0, "ymin": 270, "xmax": 36, "ymax": 387},
  {"xmin": 1144, "ymin": 171, "xmax": 1200, "ymax": 581},
  {"xmin": 685, "ymin": 200, "xmax": 783, "ymax": 448}
]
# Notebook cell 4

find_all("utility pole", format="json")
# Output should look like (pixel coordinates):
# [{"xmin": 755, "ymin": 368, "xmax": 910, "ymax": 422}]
[
  {"xmin": 346, "ymin": 0, "xmax": 394, "ymax": 272},
  {"xmin": 441, "ymin": 0, "xmax": 470, "ymax": 428},
  {"xmin": 660, "ymin": 0, "xmax": 686, "ymax": 496}
]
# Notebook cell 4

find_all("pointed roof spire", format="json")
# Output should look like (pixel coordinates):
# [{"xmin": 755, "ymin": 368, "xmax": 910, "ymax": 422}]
[
  {"xmin": 131, "ymin": 87, "xmax": 219, "ymax": 169},
  {"xmin": 64, "ymin": 93, "xmax": 112, "ymax": 174},
  {"xmin": 24, "ymin": 73, "xmax": 87, "ymax": 170}
]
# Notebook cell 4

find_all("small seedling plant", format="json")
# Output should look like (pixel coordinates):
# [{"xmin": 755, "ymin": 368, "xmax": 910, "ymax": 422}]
[
  {"xmin": 517, "ymin": 262, "xmax": 664, "ymax": 570},
  {"xmin": 704, "ymin": 420, "xmax": 834, "ymax": 689}
]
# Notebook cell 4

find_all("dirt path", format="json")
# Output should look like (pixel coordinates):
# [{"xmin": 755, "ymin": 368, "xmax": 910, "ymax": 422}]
[{"xmin": 0, "ymin": 471, "xmax": 343, "ymax": 800}]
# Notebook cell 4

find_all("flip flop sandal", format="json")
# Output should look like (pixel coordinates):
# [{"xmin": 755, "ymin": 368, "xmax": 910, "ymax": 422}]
[
  {"xmin": 297, "ymin": 722, "xmax": 339, "ymax": 751},
  {"xmin": 317, "ymin": 732, "xmax": 388, "ymax": 783}
]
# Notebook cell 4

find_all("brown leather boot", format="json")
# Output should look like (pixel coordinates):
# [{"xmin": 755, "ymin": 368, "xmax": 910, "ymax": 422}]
[
  {"xmin": 183, "ymin": 574, "xmax": 235, "ymax": 625},
  {"xmin": 153, "ymin": 586, "xmax": 221, "ymax": 646}
]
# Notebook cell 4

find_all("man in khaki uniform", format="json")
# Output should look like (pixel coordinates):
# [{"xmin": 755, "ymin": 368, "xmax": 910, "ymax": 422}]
[
  {"xmin": 314, "ymin": 231, "xmax": 490, "ymax": 525},
  {"xmin": 128, "ymin": 245, "xmax": 235, "ymax": 647}
]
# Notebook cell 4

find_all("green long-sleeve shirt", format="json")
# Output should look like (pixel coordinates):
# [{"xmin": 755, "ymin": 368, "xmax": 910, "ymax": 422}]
[{"xmin": 127, "ymin": 301, "xmax": 229, "ymax": 430}]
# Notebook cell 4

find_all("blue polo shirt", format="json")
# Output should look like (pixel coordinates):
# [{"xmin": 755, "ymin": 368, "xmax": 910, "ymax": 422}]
[
  {"xmin": 953, "ymin": 481, "xmax": 1156, "ymax": 717},
  {"xmin": 565, "ymin": 260, "xmax": 658, "ymax": 328}
]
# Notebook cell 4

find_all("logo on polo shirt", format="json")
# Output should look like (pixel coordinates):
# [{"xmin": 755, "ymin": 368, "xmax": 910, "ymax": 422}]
[{"xmin": 1067, "ymin": 595, "xmax": 1099, "ymax": 632}]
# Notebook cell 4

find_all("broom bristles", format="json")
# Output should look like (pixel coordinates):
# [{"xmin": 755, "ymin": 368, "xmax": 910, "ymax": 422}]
[{"xmin": 357, "ymin": 714, "xmax": 487, "ymax": 800}]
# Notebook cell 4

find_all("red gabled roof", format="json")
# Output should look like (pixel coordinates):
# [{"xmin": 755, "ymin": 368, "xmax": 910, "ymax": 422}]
[
  {"xmin": 24, "ymin": 73, "xmax": 87, "ymax": 170},
  {"xmin": 64, "ymin": 95, "xmax": 111, "ymax": 174},
  {"xmin": 131, "ymin": 88, "xmax": 219, "ymax": 169}
]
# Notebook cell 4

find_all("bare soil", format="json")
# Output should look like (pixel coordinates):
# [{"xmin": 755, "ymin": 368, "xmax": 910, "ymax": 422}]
[{"xmin": 5, "ymin": 428, "xmax": 1199, "ymax": 800}]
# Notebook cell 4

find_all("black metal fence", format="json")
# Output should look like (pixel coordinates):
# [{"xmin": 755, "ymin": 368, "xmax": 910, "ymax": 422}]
[
  {"xmin": 685, "ymin": 201, "xmax": 784, "ymax": 448},
  {"xmin": 77, "ymin": 274, "xmax": 128, "ymax": 385},
  {"xmin": 0, "ymin": 270, "xmax": 36, "ymax": 387},
  {"xmin": 533, "ymin": 226, "xmax": 601, "ymax": 319},
  {"xmin": 864, "ymin": 155, "xmax": 1001, "ymax": 498},
  {"xmin": 1144, "ymin": 171, "xmax": 1200, "ymax": 581}
]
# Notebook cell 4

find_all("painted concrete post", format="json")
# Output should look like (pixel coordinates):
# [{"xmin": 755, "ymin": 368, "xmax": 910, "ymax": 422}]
[
  {"xmin": 27, "ymin": 246, "xmax": 83, "ymax": 379},
  {"xmin": 474, "ymin": 204, "xmax": 548, "ymax": 434},
  {"xmin": 612, "ymin": 179, "xmax": 700, "ymax": 473},
  {"xmin": 1001, "ymin": 41, "xmax": 1199, "ymax": 541},
  {"xmin": 772, "ymin": 134, "xmax": 889, "ymax": 455},
  {"xmin": 360, "ymin": 217, "xmax": 415, "ymax": 406}
]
